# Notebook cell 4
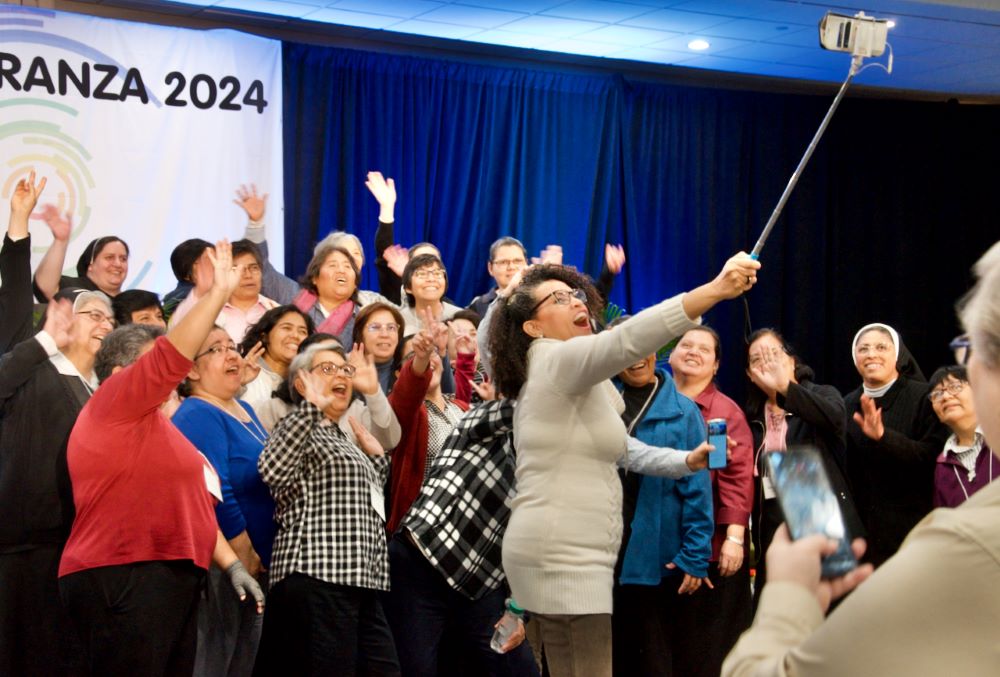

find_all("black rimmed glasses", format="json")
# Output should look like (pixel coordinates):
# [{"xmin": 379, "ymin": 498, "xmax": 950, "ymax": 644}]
[{"xmin": 529, "ymin": 288, "xmax": 587, "ymax": 316}]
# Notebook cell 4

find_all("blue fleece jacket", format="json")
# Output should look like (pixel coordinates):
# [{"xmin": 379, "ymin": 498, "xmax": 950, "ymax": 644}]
[{"xmin": 616, "ymin": 369, "xmax": 714, "ymax": 583}]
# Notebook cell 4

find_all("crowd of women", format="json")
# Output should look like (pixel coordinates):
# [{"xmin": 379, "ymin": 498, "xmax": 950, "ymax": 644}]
[{"xmin": 1, "ymin": 168, "xmax": 998, "ymax": 677}]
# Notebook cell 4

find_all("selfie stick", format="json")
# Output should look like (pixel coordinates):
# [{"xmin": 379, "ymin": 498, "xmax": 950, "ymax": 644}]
[{"xmin": 750, "ymin": 57, "xmax": 861, "ymax": 260}]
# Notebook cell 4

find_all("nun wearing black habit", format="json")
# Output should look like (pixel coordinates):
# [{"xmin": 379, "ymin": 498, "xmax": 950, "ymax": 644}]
[{"xmin": 844, "ymin": 323, "xmax": 950, "ymax": 567}]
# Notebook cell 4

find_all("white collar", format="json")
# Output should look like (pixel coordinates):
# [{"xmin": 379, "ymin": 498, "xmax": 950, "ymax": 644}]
[
  {"xmin": 863, "ymin": 378, "xmax": 897, "ymax": 398},
  {"xmin": 49, "ymin": 352, "xmax": 98, "ymax": 392},
  {"xmin": 943, "ymin": 427, "xmax": 985, "ymax": 456}
]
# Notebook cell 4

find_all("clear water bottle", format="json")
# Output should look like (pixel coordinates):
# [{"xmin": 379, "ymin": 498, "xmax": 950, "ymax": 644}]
[{"xmin": 490, "ymin": 598, "xmax": 525, "ymax": 653}]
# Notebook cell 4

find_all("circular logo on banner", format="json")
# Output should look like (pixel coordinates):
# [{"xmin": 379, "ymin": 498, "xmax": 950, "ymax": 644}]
[{"xmin": 1, "ymin": 98, "xmax": 94, "ymax": 254}]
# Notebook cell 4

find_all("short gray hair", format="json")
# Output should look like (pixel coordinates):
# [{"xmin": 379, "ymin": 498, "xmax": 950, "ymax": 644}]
[
  {"xmin": 288, "ymin": 340, "xmax": 346, "ymax": 404},
  {"xmin": 94, "ymin": 324, "xmax": 166, "ymax": 383},
  {"xmin": 314, "ymin": 231, "xmax": 364, "ymax": 267},
  {"xmin": 960, "ymin": 240, "xmax": 1000, "ymax": 368}
]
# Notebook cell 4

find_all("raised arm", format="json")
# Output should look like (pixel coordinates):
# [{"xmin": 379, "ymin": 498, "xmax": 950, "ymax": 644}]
[
  {"xmin": 168, "ymin": 240, "xmax": 239, "ymax": 359},
  {"xmin": 681, "ymin": 252, "xmax": 760, "ymax": 320},
  {"xmin": 0, "ymin": 299, "xmax": 71, "ymax": 403},
  {"xmin": 368, "ymin": 171, "xmax": 404, "ymax": 304},
  {"xmin": 2, "ymin": 171, "xmax": 47, "ymax": 351},
  {"xmin": 31, "ymin": 203, "xmax": 72, "ymax": 302},
  {"xmin": 235, "ymin": 184, "xmax": 301, "ymax": 305}
]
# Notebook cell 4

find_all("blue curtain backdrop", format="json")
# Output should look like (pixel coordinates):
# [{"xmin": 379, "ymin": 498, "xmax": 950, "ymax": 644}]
[{"xmin": 282, "ymin": 41, "xmax": 999, "ymax": 399}]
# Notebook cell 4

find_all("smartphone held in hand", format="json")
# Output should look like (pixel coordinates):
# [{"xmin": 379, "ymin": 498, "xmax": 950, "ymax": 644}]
[
  {"xmin": 765, "ymin": 446, "xmax": 858, "ymax": 578},
  {"xmin": 707, "ymin": 418, "xmax": 728, "ymax": 469}
]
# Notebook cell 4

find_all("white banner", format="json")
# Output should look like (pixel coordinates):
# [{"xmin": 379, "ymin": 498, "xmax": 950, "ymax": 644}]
[{"xmin": 0, "ymin": 5, "xmax": 284, "ymax": 295}]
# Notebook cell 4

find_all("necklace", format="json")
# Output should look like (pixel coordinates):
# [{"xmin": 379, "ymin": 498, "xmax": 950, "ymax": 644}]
[{"xmin": 191, "ymin": 394, "xmax": 268, "ymax": 446}]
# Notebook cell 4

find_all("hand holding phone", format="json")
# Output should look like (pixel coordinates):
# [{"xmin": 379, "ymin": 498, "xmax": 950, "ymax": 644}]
[{"xmin": 765, "ymin": 446, "xmax": 857, "ymax": 578}]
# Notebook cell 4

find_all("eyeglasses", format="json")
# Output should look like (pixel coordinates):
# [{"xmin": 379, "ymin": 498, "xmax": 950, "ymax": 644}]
[
  {"xmin": 194, "ymin": 343, "xmax": 239, "ymax": 360},
  {"xmin": 311, "ymin": 362, "xmax": 356, "ymax": 378},
  {"xmin": 366, "ymin": 322, "xmax": 399, "ymax": 334},
  {"xmin": 240, "ymin": 264, "xmax": 262, "ymax": 275},
  {"xmin": 491, "ymin": 258, "xmax": 526, "ymax": 269},
  {"xmin": 855, "ymin": 342, "xmax": 893, "ymax": 356},
  {"xmin": 76, "ymin": 310, "xmax": 116, "ymax": 327},
  {"xmin": 928, "ymin": 380, "xmax": 967, "ymax": 403},
  {"xmin": 413, "ymin": 268, "xmax": 446, "ymax": 281},
  {"xmin": 529, "ymin": 288, "xmax": 587, "ymax": 315}
]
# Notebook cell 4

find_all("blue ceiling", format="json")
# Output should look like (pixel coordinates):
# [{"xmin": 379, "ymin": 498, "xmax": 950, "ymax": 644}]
[{"xmin": 97, "ymin": 0, "xmax": 1000, "ymax": 99}]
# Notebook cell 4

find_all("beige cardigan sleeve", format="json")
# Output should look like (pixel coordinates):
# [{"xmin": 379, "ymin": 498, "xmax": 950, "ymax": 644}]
[
  {"xmin": 722, "ymin": 494, "xmax": 1000, "ymax": 677},
  {"xmin": 538, "ymin": 293, "xmax": 699, "ymax": 396}
]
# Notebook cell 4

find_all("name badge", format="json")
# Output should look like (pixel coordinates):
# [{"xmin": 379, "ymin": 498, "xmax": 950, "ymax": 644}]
[
  {"xmin": 762, "ymin": 474, "xmax": 776, "ymax": 500},
  {"xmin": 370, "ymin": 482, "xmax": 386, "ymax": 522},
  {"xmin": 204, "ymin": 465, "xmax": 223, "ymax": 502}
]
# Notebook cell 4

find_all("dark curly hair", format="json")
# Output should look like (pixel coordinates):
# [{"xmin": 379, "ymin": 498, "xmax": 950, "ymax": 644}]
[
  {"xmin": 239, "ymin": 305, "xmax": 316, "ymax": 358},
  {"xmin": 744, "ymin": 328, "xmax": 815, "ymax": 419},
  {"xmin": 488, "ymin": 265, "xmax": 604, "ymax": 399}
]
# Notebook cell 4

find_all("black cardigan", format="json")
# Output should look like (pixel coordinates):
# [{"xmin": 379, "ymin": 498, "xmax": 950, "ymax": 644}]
[
  {"xmin": 749, "ymin": 380, "xmax": 863, "ymax": 569},
  {"xmin": 0, "ymin": 336, "xmax": 91, "ymax": 548},
  {"xmin": 844, "ymin": 377, "xmax": 950, "ymax": 567}
]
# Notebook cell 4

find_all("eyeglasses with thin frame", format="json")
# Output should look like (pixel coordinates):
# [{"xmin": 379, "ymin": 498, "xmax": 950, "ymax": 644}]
[
  {"xmin": 194, "ymin": 343, "xmax": 239, "ymax": 360},
  {"xmin": 413, "ymin": 268, "xmax": 446, "ymax": 281},
  {"xmin": 530, "ymin": 288, "xmax": 587, "ymax": 316},
  {"xmin": 310, "ymin": 361, "xmax": 356, "ymax": 378},
  {"xmin": 928, "ymin": 380, "xmax": 967, "ymax": 403},
  {"xmin": 855, "ymin": 342, "xmax": 893, "ymax": 356},
  {"xmin": 75, "ymin": 310, "xmax": 116, "ymax": 328},
  {"xmin": 365, "ymin": 322, "xmax": 400, "ymax": 335},
  {"xmin": 491, "ymin": 257, "xmax": 526, "ymax": 269}
]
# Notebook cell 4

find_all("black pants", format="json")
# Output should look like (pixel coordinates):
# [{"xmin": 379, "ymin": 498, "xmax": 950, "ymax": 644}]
[
  {"xmin": 672, "ymin": 562, "xmax": 752, "ymax": 677},
  {"xmin": 59, "ymin": 559, "xmax": 204, "ymax": 677},
  {"xmin": 0, "ymin": 544, "xmax": 86, "ymax": 676},
  {"xmin": 381, "ymin": 535, "xmax": 539, "ymax": 677},
  {"xmin": 612, "ymin": 578, "xmax": 685, "ymax": 677},
  {"xmin": 254, "ymin": 573, "xmax": 400, "ymax": 677}
]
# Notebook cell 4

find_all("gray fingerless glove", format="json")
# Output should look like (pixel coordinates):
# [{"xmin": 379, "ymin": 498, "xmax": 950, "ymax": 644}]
[{"xmin": 226, "ymin": 561, "xmax": 265, "ymax": 610}]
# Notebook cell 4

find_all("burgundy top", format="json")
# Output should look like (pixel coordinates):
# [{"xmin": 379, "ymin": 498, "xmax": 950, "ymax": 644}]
[{"xmin": 694, "ymin": 382, "xmax": 754, "ymax": 561}]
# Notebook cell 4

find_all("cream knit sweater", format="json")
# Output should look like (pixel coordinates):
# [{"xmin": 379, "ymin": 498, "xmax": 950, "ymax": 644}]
[{"xmin": 502, "ymin": 294, "xmax": 699, "ymax": 614}]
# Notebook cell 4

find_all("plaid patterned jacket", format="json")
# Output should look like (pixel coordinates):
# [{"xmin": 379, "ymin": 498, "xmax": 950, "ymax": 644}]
[
  {"xmin": 402, "ymin": 399, "xmax": 516, "ymax": 600},
  {"xmin": 259, "ymin": 401, "xmax": 390, "ymax": 590}
]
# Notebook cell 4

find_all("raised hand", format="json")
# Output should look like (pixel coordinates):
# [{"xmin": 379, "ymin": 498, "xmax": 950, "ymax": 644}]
[
  {"xmin": 233, "ymin": 183, "xmax": 268, "ymax": 222},
  {"xmin": 206, "ymin": 240, "xmax": 240, "ymax": 297},
  {"xmin": 365, "ymin": 171, "xmax": 396, "ymax": 208},
  {"xmin": 349, "ymin": 343, "xmax": 379, "ymax": 395},
  {"xmin": 713, "ymin": 252, "xmax": 761, "ymax": 299},
  {"xmin": 43, "ymin": 298, "xmax": 74, "ymax": 350},
  {"xmin": 348, "ymin": 415, "xmax": 385, "ymax": 457},
  {"xmin": 750, "ymin": 345, "xmax": 791, "ymax": 395},
  {"xmin": 455, "ymin": 334, "xmax": 477, "ymax": 357},
  {"xmin": 298, "ymin": 369, "xmax": 334, "ymax": 412},
  {"xmin": 604, "ymin": 243, "xmax": 626, "ymax": 275},
  {"xmin": 383, "ymin": 244, "xmax": 409, "ymax": 278},
  {"xmin": 853, "ymin": 394, "xmax": 885, "ymax": 440},
  {"xmin": 499, "ymin": 267, "xmax": 526, "ymax": 300},
  {"xmin": 10, "ymin": 170, "xmax": 47, "ymax": 219},
  {"xmin": 532, "ymin": 244, "xmax": 563, "ymax": 266},
  {"xmin": 470, "ymin": 378, "xmax": 497, "ymax": 401},
  {"xmin": 31, "ymin": 204, "xmax": 72, "ymax": 243},
  {"xmin": 241, "ymin": 341, "xmax": 265, "ymax": 385}
]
